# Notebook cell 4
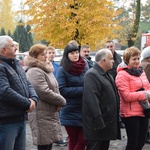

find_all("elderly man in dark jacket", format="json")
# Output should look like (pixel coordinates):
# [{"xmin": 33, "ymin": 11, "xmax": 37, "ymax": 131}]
[
  {"xmin": 0, "ymin": 35, "xmax": 38, "ymax": 150},
  {"xmin": 83, "ymin": 49, "xmax": 121, "ymax": 150}
]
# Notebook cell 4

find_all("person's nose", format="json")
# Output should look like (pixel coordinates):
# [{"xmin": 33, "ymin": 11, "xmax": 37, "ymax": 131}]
[{"xmin": 15, "ymin": 45, "xmax": 17, "ymax": 51}]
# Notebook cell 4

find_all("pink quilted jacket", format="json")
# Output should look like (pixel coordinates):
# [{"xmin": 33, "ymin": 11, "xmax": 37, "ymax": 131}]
[{"xmin": 116, "ymin": 62, "xmax": 150, "ymax": 117}]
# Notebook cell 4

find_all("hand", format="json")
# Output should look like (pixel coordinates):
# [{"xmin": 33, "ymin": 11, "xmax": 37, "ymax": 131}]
[{"xmin": 26, "ymin": 98, "xmax": 36, "ymax": 112}]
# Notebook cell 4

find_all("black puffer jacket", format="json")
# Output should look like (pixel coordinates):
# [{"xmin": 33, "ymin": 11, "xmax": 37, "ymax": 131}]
[{"xmin": 0, "ymin": 56, "xmax": 38, "ymax": 124}]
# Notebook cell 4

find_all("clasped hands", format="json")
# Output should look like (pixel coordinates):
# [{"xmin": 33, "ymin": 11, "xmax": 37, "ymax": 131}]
[{"xmin": 26, "ymin": 98, "xmax": 36, "ymax": 112}]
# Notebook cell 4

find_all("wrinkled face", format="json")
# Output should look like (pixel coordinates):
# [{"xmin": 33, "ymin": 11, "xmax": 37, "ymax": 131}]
[
  {"xmin": 105, "ymin": 51, "xmax": 114, "ymax": 71},
  {"xmin": 106, "ymin": 42, "xmax": 115, "ymax": 55},
  {"xmin": 80, "ymin": 47, "xmax": 90, "ymax": 58},
  {"xmin": 68, "ymin": 50, "xmax": 79, "ymax": 62},
  {"xmin": 46, "ymin": 49, "xmax": 56, "ymax": 62},
  {"xmin": 128, "ymin": 55, "xmax": 140, "ymax": 68},
  {"xmin": 4, "ymin": 39, "xmax": 17, "ymax": 58},
  {"xmin": 37, "ymin": 51, "xmax": 47, "ymax": 62}
]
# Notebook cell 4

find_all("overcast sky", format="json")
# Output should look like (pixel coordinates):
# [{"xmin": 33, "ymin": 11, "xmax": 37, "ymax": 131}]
[
  {"xmin": 12, "ymin": 0, "xmax": 147, "ymax": 11},
  {"xmin": 12, "ymin": 0, "xmax": 24, "ymax": 11}
]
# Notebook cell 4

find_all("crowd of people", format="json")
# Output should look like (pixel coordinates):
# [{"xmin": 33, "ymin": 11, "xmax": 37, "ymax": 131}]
[{"xmin": 0, "ymin": 35, "xmax": 150, "ymax": 150}]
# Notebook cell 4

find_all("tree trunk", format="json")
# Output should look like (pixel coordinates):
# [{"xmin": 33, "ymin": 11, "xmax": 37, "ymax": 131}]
[{"xmin": 128, "ymin": 0, "xmax": 141, "ymax": 47}]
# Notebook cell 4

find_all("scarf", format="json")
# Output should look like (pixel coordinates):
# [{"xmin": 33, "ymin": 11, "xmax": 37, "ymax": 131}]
[
  {"xmin": 124, "ymin": 66, "xmax": 143, "ymax": 77},
  {"xmin": 68, "ymin": 56, "xmax": 86, "ymax": 75}
]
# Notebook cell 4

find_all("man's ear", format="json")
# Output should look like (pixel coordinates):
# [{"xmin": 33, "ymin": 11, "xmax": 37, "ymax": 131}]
[
  {"xmin": 2, "ymin": 47, "xmax": 7, "ymax": 54},
  {"xmin": 103, "ymin": 58, "xmax": 106, "ymax": 62}
]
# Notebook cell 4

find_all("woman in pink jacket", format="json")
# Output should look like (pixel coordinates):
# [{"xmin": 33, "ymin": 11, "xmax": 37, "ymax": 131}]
[{"xmin": 116, "ymin": 46, "xmax": 150, "ymax": 150}]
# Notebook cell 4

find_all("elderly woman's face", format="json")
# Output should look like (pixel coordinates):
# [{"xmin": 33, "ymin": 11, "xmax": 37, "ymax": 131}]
[
  {"xmin": 37, "ymin": 51, "xmax": 47, "ymax": 62},
  {"xmin": 128, "ymin": 54, "xmax": 140, "ymax": 68}
]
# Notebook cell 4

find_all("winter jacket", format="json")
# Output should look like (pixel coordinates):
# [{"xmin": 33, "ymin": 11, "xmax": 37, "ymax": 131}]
[
  {"xmin": 56, "ymin": 66, "xmax": 88, "ymax": 126},
  {"xmin": 116, "ymin": 62, "xmax": 150, "ymax": 118},
  {"xmin": 83, "ymin": 63, "xmax": 121, "ymax": 140},
  {"xmin": 108, "ymin": 51, "xmax": 122, "ymax": 79},
  {"xmin": 84, "ymin": 56, "xmax": 93, "ymax": 68},
  {"xmin": 24, "ymin": 56, "xmax": 66, "ymax": 145},
  {"xmin": 0, "ymin": 55, "xmax": 38, "ymax": 124}
]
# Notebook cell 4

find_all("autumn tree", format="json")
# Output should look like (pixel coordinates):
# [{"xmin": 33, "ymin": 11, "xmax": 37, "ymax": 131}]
[
  {"xmin": 127, "ymin": 0, "xmax": 141, "ymax": 47},
  {"xmin": 0, "ymin": 0, "xmax": 16, "ymax": 33},
  {"xmin": 140, "ymin": 0, "xmax": 150, "ymax": 30},
  {"xmin": 113, "ymin": 0, "xmax": 141, "ymax": 47},
  {"xmin": 132, "ymin": 0, "xmax": 150, "ymax": 49},
  {"xmin": 23, "ymin": 0, "xmax": 122, "ymax": 49}
]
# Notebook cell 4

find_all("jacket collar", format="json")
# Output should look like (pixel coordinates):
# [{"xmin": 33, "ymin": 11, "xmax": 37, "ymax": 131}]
[
  {"xmin": 93, "ymin": 63, "xmax": 106, "ymax": 76},
  {"xmin": 0, "ymin": 55, "xmax": 16, "ymax": 63}
]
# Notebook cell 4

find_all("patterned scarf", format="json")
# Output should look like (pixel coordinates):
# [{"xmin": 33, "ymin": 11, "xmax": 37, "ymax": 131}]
[{"xmin": 124, "ymin": 66, "xmax": 143, "ymax": 77}]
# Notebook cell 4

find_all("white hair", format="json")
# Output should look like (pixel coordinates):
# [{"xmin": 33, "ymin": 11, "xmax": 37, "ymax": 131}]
[
  {"xmin": 0, "ymin": 35, "xmax": 13, "ymax": 51},
  {"xmin": 141, "ymin": 46, "xmax": 150, "ymax": 60}
]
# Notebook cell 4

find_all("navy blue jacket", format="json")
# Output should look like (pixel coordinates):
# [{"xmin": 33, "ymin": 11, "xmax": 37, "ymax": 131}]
[
  {"xmin": 56, "ymin": 66, "xmax": 88, "ymax": 126},
  {"xmin": 0, "ymin": 56, "xmax": 38, "ymax": 124}
]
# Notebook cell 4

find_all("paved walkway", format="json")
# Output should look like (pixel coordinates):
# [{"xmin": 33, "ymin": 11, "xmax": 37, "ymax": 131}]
[{"xmin": 26, "ymin": 122, "xmax": 150, "ymax": 150}]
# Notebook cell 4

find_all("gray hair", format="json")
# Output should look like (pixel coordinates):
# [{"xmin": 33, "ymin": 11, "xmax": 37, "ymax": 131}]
[
  {"xmin": 95, "ymin": 49, "xmax": 111, "ymax": 62},
  {"xmin": 0, "ymin": 35, "xmax": 13, "ymax": 51},
  {"xmin": 141, "ymin": 46, "xmax": 150, "ymax": 59}
]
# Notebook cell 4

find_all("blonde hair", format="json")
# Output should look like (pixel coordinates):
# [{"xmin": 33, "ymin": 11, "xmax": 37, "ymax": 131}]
[{"xmin": 45, "ymin": 46, "xmax": 55, "ymax": 55}]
